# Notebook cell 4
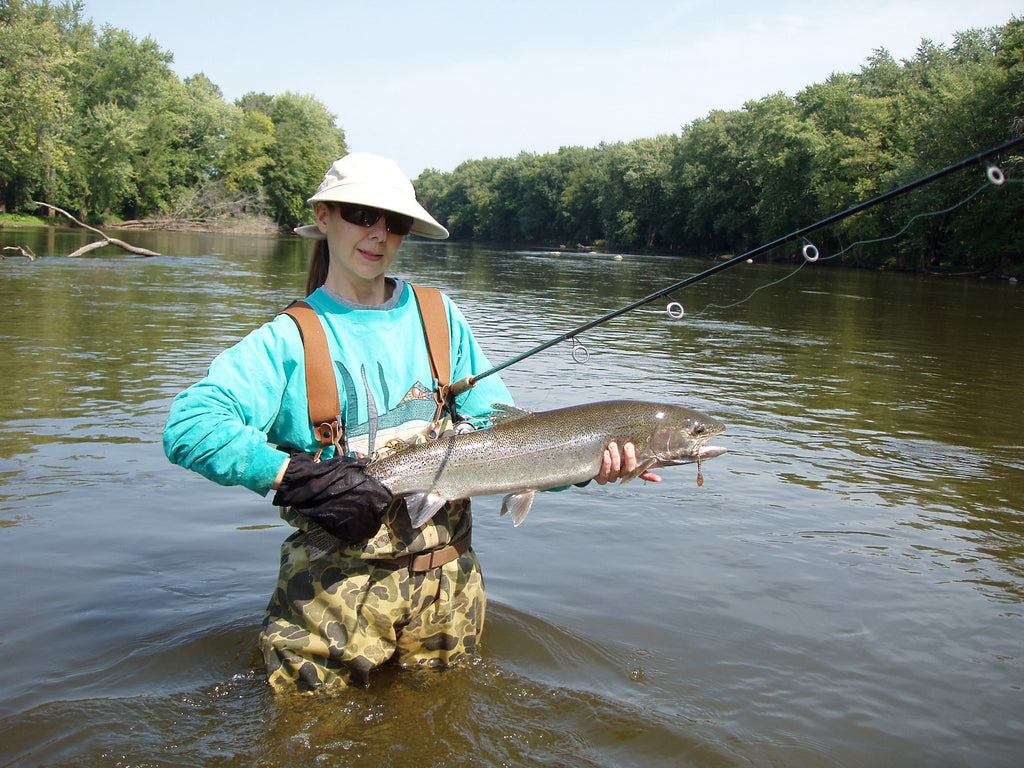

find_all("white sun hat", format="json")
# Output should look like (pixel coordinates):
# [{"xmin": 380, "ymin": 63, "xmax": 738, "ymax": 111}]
[{"xmin": 293, "ymin": 152, "xmax": 449, "ymax": 240}]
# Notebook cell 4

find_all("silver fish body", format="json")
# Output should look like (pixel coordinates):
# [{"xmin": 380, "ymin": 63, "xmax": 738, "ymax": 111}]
[{"xmin": 365, "ymin": 399, "xmax": 726, "ymax": 527}]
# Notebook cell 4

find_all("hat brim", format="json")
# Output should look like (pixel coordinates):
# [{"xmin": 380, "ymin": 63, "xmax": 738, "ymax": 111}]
[
  {"xmin": 294, "ymin": 182, "xmax": 449, "ymax": 240},
  {"xmin": 293, "ymin": 224, "xmax": 327, "ymax": 239}
]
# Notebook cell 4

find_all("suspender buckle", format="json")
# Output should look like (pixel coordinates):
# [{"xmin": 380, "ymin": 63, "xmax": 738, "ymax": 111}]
[
  {"xmin": 312, "ymin": 417, "xmax": 344, "ymax": 461},
  {"xmin": 426, "ymin": 382, "xmax": 452, "ymax": 440}
]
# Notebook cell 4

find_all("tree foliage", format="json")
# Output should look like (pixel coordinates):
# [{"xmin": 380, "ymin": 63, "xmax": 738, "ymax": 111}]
[
  {"xmin": 1, "ymin": 3, "xmax": 1020, "ymax": 273},
  {"xmin": 414, "ymin": 16, "xmax": 1023, "ymax": 274},
  {"xmin": 0, "ymin": 0, "xmax": 81, "ymax": 212},
  {"xmin": 0, "ymin": 0, "xmax": 345, "ymax": 225}
]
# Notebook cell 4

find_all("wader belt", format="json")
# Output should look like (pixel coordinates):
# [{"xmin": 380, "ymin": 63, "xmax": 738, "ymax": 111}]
[{"xmin": 386, "ymin": 530, "xmax": 471, "ymax": 572}]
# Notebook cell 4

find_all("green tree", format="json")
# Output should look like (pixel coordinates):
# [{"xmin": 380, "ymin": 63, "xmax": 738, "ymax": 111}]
[
  {"xmin": 68, "ymin": 24, "xmax": 175, "ymax": 113},
  {"xmin": 671, "ymin": 109, "xmax": 759, "ymax": 254},
  {"xmin": 175, "ymin": 74, "xmax": 234, "ymax": 183},
  {"xmin": 61, "ymin": 23, "xmax": 181, "ymax": 217},
  {"xmin": 742, "ymin": 93, "xmax": 825, "ymax": 243},
  {"xmin": 621, "ymin": 135, "xmax": 677, "ymax": 248},
  {"xmin": 123, "ymin": 73, "xmax": 232, "ymax": 218},
  {"xmin": 556, "ymin": 146, "xmax": 603, "ymax": 245},
  {"xmin": 411, "ymin": 167, "xmax": 450, "ymax": 230},
  {"xmin": 260, "ymin": 92, "xmax": 346, "ymax": 228},
  {"xmin": 418, "ymin": 157, "xmax": 505, "ymax": 240},
  {"xmin": 0, "ymin": 0, "xmax": 84, "ymax": 211},
  {"xmin": 222, "ymin": 107, "xmax": 275, "ymax": 193},
  {"xmin": 74, "ymin": 100, "xmax": 139, "ymax": 214},
  {"xmin": 516, "ymin": 152, "xmax": 570, "ymax": 243}
]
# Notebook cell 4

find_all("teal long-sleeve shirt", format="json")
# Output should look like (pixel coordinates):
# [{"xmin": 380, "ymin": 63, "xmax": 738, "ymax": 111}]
[{"xmin": 163, "ymin": 281, "xmax": 513, "ymax": 497}]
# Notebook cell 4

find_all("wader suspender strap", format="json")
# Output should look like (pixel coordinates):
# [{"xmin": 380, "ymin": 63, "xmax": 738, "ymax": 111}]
[
  {"xmin": 281, "ymin": 301, "xmax": 343, "ymax": 458},
  {"xmin": 280, "ymin": 286, "xmax": 453, "ymax": 455},
  {"xmin": 411, "ymin": 285, "xmax": 453, "ymax": 439}
]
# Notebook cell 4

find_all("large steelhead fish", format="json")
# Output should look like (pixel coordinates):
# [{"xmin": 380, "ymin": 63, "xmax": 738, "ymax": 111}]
[{"xmin": 365, "ymin": 400, "xmax": 726, "ymax": 527}]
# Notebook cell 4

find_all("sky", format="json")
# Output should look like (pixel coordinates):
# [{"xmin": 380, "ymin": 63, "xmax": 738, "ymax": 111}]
[{"xmin": 80, "ymin": 0, "xmax": 1021, "ymax": 179}]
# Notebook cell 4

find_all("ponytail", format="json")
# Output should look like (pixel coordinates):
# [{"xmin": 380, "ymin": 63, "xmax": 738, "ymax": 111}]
[{"xmin": 305, "ymin": 239, "xmax": 330, "ymax": 296}]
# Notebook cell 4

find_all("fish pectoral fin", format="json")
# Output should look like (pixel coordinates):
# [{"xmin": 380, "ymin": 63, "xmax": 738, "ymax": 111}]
[
  {"xmin": 500, "ymin": 491, "xmax": 536, "ymax": 527},
  {"xmin": 405, "ymin": 492, "xmax": 449, "ymax": 528},
  {"xmin": 620, "ymin": 458, "xmax": 657, "ymax": 485}
]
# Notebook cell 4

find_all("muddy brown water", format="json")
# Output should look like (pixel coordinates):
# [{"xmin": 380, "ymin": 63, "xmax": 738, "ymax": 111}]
[{"xmin": 1, "ymin": 227, "xmax": 1022, "ymax": 767}]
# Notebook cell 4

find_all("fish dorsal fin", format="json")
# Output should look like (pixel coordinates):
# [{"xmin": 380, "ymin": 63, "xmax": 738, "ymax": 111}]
[{"xmin": 489, "ymin": 403, "xmax": 533, "ymax": 424}]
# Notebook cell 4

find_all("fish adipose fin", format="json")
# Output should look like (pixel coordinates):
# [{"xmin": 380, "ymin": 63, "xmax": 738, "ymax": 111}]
[
  {"xmin": 500, "ymin": 490, "xmax": 536, "ymax": 527},
  {"xmin": 405, "ymin": 492, "xmax": 449, "ymax": 528}
]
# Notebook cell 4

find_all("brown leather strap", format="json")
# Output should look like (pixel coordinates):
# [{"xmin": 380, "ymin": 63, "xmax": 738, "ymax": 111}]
[
  {"xmin": 411, "ymin": 285, "xmax": 453, "ymax": 438},
  {"xmin": 280, "ymin": 301, "xmax": 342, "ymax": 452},
  {"xmin": 388, "ymin": 531, "xmax": 471, "ymax": 572},
  {"xmin": 412, "ymin": 285, "xmax": 451, "ymax": 389}
]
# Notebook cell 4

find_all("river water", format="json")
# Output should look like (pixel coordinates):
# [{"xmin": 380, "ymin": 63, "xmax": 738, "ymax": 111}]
[{"xmin": 0, "ymin": 226, "xmax": 1022, "ymax": 767}]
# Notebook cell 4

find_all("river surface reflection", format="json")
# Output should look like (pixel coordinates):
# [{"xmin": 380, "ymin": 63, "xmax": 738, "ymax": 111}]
[{"xmin": 0, "ymin": 227, "xmax": 1022, "ymax": 767}]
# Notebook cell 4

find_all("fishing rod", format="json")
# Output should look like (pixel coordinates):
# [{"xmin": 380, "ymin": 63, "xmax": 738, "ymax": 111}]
[{"xmin": 449, "ymin": 134, "xmax": 1024, "ymax": 396}]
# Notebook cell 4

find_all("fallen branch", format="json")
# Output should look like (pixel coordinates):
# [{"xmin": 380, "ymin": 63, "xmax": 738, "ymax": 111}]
[
  {"xmin": 31, "ymin": 201, "xmax": 162, "ymax": 257},
  {"xmin": 2, "ymin": 244, "xmax": 36, "ymax": 260}
]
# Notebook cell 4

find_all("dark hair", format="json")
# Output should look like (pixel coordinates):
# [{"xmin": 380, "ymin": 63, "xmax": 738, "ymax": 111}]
[{"xmin": 306, "ymin": 239, "xmax": 330, "ymax": 295}]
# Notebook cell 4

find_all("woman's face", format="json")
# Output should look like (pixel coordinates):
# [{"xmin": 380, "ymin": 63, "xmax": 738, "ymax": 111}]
[{"xmin": 316, "ymin": 201, "xmax": 404, "ymax": 294}]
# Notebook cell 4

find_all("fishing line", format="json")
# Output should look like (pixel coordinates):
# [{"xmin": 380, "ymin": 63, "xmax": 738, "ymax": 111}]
[
  {"xmin": 685, "ymin": 176, "xmax": 1011, "ymax": 318},
  {"xmin": 450, "ymin": 136, "xmax": 1024, "ymax": 395},
  {"xmin": 820, "ymin": 179, "xmax": 1012, "ymax": 263}
]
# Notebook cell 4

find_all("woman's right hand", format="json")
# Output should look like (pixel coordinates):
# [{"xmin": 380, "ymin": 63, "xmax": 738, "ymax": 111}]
[{"xmin": 272, "ymin": 453, "xmax": 393, "ymax": 542}]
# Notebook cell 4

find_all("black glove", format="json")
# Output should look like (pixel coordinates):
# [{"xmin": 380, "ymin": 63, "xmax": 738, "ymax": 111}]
[{"xmin": 272, "ymin": 453, "xmax": 393, "ymax": 543}]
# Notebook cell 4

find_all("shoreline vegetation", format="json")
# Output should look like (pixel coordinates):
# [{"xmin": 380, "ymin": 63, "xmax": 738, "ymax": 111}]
[
  {"xmin": 2, "ymin": 212, "xmax": 1019, "ymax": 284},
  {"xmin": 1, "ymin": 3, "xmax": 1021, "ymax": 275},
  {"xmin": 0, "ymin": 211, "xmax": 276, "ymax": 235}
]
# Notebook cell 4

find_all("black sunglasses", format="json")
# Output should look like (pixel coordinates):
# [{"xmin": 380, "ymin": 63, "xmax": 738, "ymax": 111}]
[{"xmin": 332, "ymin": 202, "xmax": 414, "ymax": 236}]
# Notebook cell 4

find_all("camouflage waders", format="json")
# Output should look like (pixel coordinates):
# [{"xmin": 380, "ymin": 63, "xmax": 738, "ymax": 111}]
[
  {"xmin": 263, "ymin": 286, "xmax": 486, "ymax": 691},
  {"xmin": 259, "ymin": 498, "xmax": 485, "ymax": 691}
]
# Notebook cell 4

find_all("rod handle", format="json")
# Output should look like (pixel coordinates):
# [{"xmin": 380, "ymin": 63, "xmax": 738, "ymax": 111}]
[{"xmin": 449, "ymin": 375, "xmax": 478, "ymax": 396}]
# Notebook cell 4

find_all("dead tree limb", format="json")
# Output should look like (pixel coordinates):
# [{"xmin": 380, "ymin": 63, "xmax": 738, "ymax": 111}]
[
  {"xmin": 31, "ymin": 201, "xmax": 162, "ymax": 257},
  {"xmin": 2, "ymin": 245, "xmax": 36, "ymax": 260}
]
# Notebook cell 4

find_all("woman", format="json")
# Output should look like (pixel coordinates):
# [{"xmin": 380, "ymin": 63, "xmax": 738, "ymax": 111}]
[{"xmin": 163, "ymin": 152, "xmax": 651, "ymax": 691}]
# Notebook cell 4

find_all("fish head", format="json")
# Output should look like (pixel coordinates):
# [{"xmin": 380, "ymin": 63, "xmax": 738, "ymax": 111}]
[{"xmin": 647, "ymin": 405, "xmax": 726, "ymax": 467}]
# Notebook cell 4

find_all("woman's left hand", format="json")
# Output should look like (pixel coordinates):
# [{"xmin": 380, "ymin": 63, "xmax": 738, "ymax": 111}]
[{"xmin": 593, "ymin": 441, "xmax": 662, "ymax": 485}]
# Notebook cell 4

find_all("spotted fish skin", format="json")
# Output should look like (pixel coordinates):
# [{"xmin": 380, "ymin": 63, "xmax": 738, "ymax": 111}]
[{"xmin": 365, "ymin": 400, "xmax": 726, "ymax": 527}]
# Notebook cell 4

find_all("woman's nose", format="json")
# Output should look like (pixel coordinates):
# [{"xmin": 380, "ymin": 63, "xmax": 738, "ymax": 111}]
[{"xmin": 367, "ymin": 215, "xmax": 388, "ymax": 239}]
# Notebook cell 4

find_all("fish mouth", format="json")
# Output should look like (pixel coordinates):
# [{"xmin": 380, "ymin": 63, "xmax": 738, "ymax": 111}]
[
  {"xmin": 652, "ymin": 442, "xmax": 727, "ymax": 468},
  {"xmin": 698, "ymin": 444, "xmax": 727, "ymax": 459}
]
